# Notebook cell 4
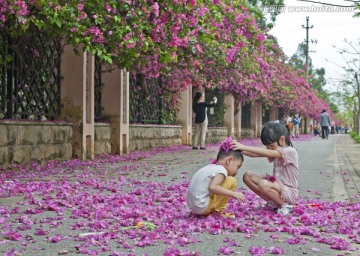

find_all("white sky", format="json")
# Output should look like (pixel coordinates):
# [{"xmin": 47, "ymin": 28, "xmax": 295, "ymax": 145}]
[{"xmin": 269, "ymin": 0, "xmax": 360, "ymax": 92}]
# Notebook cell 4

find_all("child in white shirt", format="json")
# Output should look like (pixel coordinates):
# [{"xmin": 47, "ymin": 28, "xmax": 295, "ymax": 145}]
[{"xmin": 187, "ymin": 138, "xmax": 246, "ymax": 218}]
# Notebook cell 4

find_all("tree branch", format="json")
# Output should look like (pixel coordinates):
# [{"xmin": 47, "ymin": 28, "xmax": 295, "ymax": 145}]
[
  {"xmin": 296, "ymin": 0, "xmax": 356, "ymax": 7},
  {"xmin": 344, "ymin": 39, "xmax": 360, "ymax": 55}
]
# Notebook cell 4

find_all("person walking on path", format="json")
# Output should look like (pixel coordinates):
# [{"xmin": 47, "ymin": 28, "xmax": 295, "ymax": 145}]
[
  {"xmin": 187, "ymin": 138, "xmax": 246, "ymax": 218},
  {"xmin": 231, "ymin": 121, "xmax": 298, "ymax": 215},
  {"xmin": 192, "ymin": 91, "xmax": 217, "ymax": 150},
  {"xmin": 292, "ymin": 113, "xmax": 301, "ymax": 138},
  {"xmin": 320, "ymin": 109, "xmax": 331, "ymax": 139},
  {"xmin": 285, "ymin": 114, "xmax": 293, "ymax": 135}
]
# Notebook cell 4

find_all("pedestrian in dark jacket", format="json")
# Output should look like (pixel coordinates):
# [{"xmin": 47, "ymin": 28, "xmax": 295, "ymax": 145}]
[
  {"xmin": 192, "ymin": 91, "xmax": 217, "ymax": 150},
  {"xmin": 319, "ymin": 109, "xmax": 331, "ymax": 139}
]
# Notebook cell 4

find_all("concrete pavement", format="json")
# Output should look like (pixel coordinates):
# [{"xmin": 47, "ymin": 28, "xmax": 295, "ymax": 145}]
[
  {"xmin": 0, "ymin": 134, "xmax": 359, "ymax": 256},
  {"xmin": 333, "ymin": 134, "xmax": 360, "ymax": 203}
]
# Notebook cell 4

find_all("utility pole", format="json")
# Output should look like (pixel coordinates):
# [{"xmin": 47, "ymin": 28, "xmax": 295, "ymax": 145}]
[
  {"xmin": 302, "ymin": 16, "xmax": 314, "ymax": 134},
  {"xmin": 302, "ymin": 16, "xmax": 314, "ymax": 76}
]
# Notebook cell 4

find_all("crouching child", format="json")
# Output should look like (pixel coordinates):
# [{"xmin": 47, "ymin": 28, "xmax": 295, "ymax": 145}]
[{"xmin": 186, "ymin": 138, "xmax": 246, "ymax": 218}]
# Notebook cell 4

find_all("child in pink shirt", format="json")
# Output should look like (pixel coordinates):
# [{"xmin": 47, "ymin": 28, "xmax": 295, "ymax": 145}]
[{"xmin": 231, "ymin": 121, "xmax": 299, "ymax": 215}]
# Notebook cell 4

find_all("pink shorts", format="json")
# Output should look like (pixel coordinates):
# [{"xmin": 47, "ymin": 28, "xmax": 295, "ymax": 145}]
[{"xmin": 280, "ymin": 185, "xmax": 297, "ymax": 205}]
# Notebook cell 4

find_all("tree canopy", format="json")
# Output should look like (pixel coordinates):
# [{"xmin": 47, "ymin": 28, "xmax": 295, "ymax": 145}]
[{"xmin": 0, "ymin": 0, "xmax": 334, "ymax": 119}]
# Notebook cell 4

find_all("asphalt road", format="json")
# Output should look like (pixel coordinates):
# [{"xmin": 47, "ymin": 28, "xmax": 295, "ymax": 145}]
[{"xmin": 0, "ymin": 134, "xmax": 359, "ymax": 256}]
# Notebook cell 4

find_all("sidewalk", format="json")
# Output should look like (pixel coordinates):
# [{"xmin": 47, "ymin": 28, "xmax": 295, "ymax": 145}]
[{"xmin": 334, "ymin": 134, "xmax": 360, "ymax": 203}]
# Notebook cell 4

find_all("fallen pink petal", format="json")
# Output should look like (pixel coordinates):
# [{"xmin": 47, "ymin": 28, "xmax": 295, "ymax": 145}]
[
  {"xmin": 268, "ymin": 246, "xmax": 284, "ymax": 254},
  {"xmin": 0, "ymin": 137, "xmax": 359, "ymax": 255},
  {"xmin": 219, "ymin": 245, "xmax": 235, "ymax": 255}
]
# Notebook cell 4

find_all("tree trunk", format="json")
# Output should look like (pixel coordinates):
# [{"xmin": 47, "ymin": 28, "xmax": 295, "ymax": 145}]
[
  {"xmin": 358, "ymin": 110, "xmax": 360, "ymax": 135},
  {"xmin": 353, "ymin": 109, "xmax": 358, "ymax": 134}
]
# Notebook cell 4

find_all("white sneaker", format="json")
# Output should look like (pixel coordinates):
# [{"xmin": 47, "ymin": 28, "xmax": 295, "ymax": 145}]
[
  {"xmin": 265, "ymin": 201, "xmax": 278, "ymax": 210},
  {"xmin": 276, "ymin": 205, "xmax": 293, "ymax": 215}
]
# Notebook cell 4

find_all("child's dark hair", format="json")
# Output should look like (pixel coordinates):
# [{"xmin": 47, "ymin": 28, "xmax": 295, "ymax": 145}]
[
  {"xmin": 193, "ymin": 91, "xmax": 203, "ymax": 111},
  {"xmin": 261, "ymin": 121, "xmax": 293, "ymax": 147},
  {"xmin": 211, "ymin": 137, "xmax": 244, "ymax": 164},
  {"xmin": 216, "ymin": 149, "xmax": 244, "ymax": 162}
]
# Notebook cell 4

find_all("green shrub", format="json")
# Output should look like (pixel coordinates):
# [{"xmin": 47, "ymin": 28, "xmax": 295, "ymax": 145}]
[
  {"xmin": 350, "ymin": 131, "xmax": 357, "ymax": 138},
  {"xmin": 354, "ymin": 135, "xmax": 360, "ymax": 143}
]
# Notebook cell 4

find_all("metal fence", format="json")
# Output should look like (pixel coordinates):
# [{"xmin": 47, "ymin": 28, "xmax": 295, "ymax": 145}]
[
  {"xmin": 129, "ymin": 74, "xmax": 164, "ymax": 124},
  {"xmin": 204, "ymin": 88, "xmax": 225, "ymax": 126},
  {"xmin": 241, "ymin": 103, "xmax": 251, "ymax": 128},
  {"xmin": 94, "ymin": 58, "xmax": 103, "ymax": 122},
  {"xmin": 262, "ymin": 105, "xmax": 270, "ymax": 124},
  {"xmin": 0, "ymin": 28, "xmax": 62, "ymax": 120}
]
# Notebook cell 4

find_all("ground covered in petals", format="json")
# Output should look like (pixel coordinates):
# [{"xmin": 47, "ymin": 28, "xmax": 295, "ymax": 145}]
[{"xmin": 0, "ymin": 136, "xmax": 359, "ymax": 256}]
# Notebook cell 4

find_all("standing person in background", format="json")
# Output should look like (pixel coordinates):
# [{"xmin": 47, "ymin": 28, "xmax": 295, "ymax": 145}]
[
  {"xmin": 313, "ymin": 121, "xmax": 320, "ymax": 136},
  {"xmin": 192, "ymin": 91, "xmax": 217, "ymax": 150},
  {"xmin": 331, "ymin": 121, "xmax": 336, "ymax": 135},
  {"xmin": 292, "ymin": 113, "xmax": 301, "ymax": 138},
  {"xmin": 319, "ymin": 109, "xmax": 331, "ymax": 140},
  {"xmin": 344, "ymin": 124, "xmax": 349, "ymax": 134},
  {"xmin": 285, "ymin": 115, "xmax": 293, "ymax": 135}
]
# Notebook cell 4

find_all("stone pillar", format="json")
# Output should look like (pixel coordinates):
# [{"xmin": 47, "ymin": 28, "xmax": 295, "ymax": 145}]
[
  {"xmin": 224, "ymin": 94, "xmax": 235, "ymax": 137},
  {"xmin": 250, "ymin": 102, "xmax": 262, "ymax": 137},
  {"xmin": 258, "ymin": 103, "xmax": 263, "ymax": 136},
  {"xmin": 82, "ymin": 53, "xmax": 95, "ymax": 160},
  {"xmin": 60, "ymin": 46, "xmax": 95, "ymax": 160},
  {"xmin": 269, "ymin": 108, "xmax": 278, "ymax": 121},
  {"xmin": 177, "ymin": 86, "xmax": 192, "ymax": 145},
  {"xmin": 102, "ymin": 68, "xmax": 130, "ymax": 155},
  {"xmin": 234, "ymin": 101, "xmax": 242, "ymax": 139},
  {"xmin": 250, "ymin": 103, "xmax": 258, "ymax": 137},
  {"xmin": 303, "ymin": 117, "xmax": 308, "ymax": 134}
]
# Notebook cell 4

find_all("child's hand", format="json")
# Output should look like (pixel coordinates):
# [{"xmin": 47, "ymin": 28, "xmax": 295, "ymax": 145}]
[
  {"xmin": 230, "ymin": 140, "xmax": 245, "ymax": 151},
  {"xmin": 232, "ymin": 191, "xmax": 246, "ymax": 203}
]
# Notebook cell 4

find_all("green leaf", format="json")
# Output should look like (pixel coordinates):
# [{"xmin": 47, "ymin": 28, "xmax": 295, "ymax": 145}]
[{"xmin": 55, "ymin": 19, "xmax": 62, "ymax": 28}]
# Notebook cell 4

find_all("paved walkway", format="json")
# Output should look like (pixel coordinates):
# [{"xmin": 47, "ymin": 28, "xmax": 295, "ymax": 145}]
[
  {"xmin": 0, "ymin": 134, "xmax": 359, "ymax": 256},
  {"xmin": 334, "ymin": 134, "xmax": 360, "ymax": 203}
]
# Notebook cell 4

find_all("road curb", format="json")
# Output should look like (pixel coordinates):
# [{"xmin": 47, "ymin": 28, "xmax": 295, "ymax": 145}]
[{"xmin": 334, "ymin": 135, "xmax": 360, "ymax": 203}]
